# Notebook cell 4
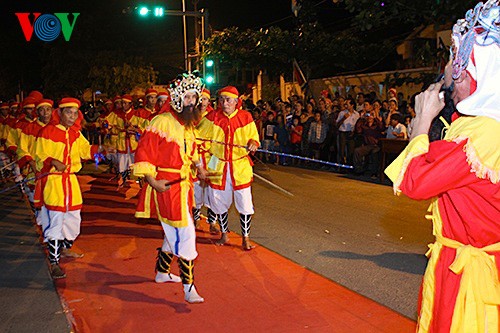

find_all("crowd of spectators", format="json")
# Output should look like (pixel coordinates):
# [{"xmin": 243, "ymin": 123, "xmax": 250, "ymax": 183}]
[
  {"xmin": 245, "ymin": 90, "xmax": 416, "ymax": 179},
  {"xmin": 78, "ymin": 89, "xmax": 416, "ymax": 180}
]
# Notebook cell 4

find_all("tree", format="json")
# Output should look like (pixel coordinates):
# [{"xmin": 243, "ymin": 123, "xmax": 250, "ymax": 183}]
[
  {"xmin": 88, "ymin": 53, "xmax": 158, "ymax": 96},
  {"xmin": 339, "ymin": 0, "xmax": 473, "ymax": 31}
]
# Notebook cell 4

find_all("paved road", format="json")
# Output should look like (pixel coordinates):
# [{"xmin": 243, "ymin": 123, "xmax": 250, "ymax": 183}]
[
  {"xmin": 227, "ymin": 164, "xmax": 433, "ymax": 319},
  {"xmin": 0, "ymin": 187, "xmax": 71, "ymax": 333}
]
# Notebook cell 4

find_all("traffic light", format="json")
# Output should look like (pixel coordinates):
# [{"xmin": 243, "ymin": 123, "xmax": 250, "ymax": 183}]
[
  {"xmin": 138, "ymin": 6, "xmax": 149, "ymax": 16},
  {"xmin": 136, "ymin": 5, "xmax": 164, "ymax": 17},
  {"xmin": 205, "ymin": 58, "xmax": 215, "ymax": 85},
  {"xmin": 154, "ymin": 7, "xmax": 164, "ymax": 17}
]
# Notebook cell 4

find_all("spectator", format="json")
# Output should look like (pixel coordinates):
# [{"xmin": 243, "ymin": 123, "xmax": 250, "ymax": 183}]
[
  {"xmin": 372, "ymin": 100, "xmax": 384, "ymax": 123},
  {"xmin": 384, "ymin": 98, "xmax": 400, "ymax": 127},
  {"xmin": 261, "ymin": 111, "xmax": 277, "ymax": 163},
  {"xmin": 289, "ymin": 117, "xmax": 303, "ymax": 162},
  {"xmin": 293, "ymin": 100, "xmax": 304, "ymax": 118},
  {"xmin": 355, "ymin": 93, "xmax": 365, "ymax": 112},
  {"xmin": 300, "ymin": 102, "xmax": 315, "ymax": 157},
  {"xmin": 336, "ymin": 97, "xmax": 360, "ymax": 165},
  {"xmin": 274, "ymin": 114, "xmax": 290, "ymax": 165},
  {"xmin": 353, "ymin": 112, "xmax": 385, "ymax": 177},
  {"xmin": 386, "ymin": 113, "xmax": 407, "ymax": 139},
  {"xmin": 308, "ymin": 111, "xmax": 328, "ymax": 160}
]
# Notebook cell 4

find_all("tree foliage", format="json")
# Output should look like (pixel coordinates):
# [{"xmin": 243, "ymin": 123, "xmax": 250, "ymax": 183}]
[
  {"xmin": 202, "ymin": 22, "xmax": 391, "ymax": 80},
  {"xmin": 340, "ymin": 0, "xmax": 474, "ymax": 31},
  {"xmin": 88, "ymin": 53, "xmax": 158, "ymax": 96}
]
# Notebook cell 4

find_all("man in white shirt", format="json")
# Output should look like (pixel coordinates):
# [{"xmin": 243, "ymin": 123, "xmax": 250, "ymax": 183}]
[
  {"xmin": 336, "ymin": 97, "xmax": 360, "ymax": 164},
  {"xmin": 386, "ymin": 113, "xmax": 407, "ymax": 139}
]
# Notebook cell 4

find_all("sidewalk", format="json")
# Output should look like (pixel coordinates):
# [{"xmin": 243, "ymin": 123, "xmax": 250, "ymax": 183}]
[
  {"xmin": 0, "ymin": 186, "xmax": 71, "ymax": 333},
  {"xmin": 0, "ymin": 171, "xmax": 416, "ymax": 332}
]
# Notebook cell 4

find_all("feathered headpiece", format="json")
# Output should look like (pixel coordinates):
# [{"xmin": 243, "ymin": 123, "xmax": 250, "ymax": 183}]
[
  {"xmin": 168, "ymin": 71, "xmax": 204, "ymax": 113},
  {"xmin": 451, "ymin": 0, "xmax": 500, "ymax": 80}
]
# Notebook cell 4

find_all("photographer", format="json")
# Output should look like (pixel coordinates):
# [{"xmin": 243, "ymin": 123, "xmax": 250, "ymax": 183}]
[{"xmin": 385, "ymin": 2, "xmax": 500, "ymax": 330}]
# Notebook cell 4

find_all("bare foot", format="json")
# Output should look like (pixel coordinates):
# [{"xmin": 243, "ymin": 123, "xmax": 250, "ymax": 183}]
[
  {"xmin": 242, "ymin": 236, "xmax": 255, "ymax": 251},
  {"xmin": 215, "ymin": 233, "xmax": 229, "ymax": 246},
  {"xmin": 209, "ymin": 223, "xmax": 219, "ymax": 234},
  {"xmin": 61, "ymin": 248, "xmax": 84, "ymax": 258}
]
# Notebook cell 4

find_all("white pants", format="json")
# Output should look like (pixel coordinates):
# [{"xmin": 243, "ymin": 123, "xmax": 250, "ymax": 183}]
[
  {"xmin": 118, "ymin": 153, "xmax": 135, "ymax": 173},
  {"xmin": 160, "ymin": 210, "xmax": 198, "ymax": 261},
  {"xmin": 41, "ymin": 207, "xmax": 81, "ymax": 241},
  {"xmin": 194, "ymin": 181, "xmax": 211, "ymax": 209},
  {"xmin": 208, "ymin": 169, "xmax": 254, "ymax": 215}
]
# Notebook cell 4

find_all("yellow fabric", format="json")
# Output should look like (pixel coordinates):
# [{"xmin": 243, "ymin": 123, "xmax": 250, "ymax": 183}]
[
  {"xmin": 109, "ymin": 110, "xmax": 149, "ymax": 152},
  {"xmin": 209, "ymin": 111, "xmax": 260, "ymax": 188},
  {"xmin": 443, "ymin": 116, "xmax": 500, "ymax": 184},
  {"xmin": 17, "ymin": 119, "xmax": 45, "ymax": 163},
  {"xmin": 384, "ymin": 134, "xmax": 430, "ymax": 194},
  {"xmin": 132, "ymin": 161, "xmax": 157, "ymax": 177},
  {"xmin": 34, "ymin": 125, "xmax": 92, "ymax": 210},
  {"xmin": 423, "ymin": 201, "xmax": 500, "ymax": 333},
  {"xmin": 103, "ymin": 112, "xmax": 119, "ymax": 147},
  {"xmin": 5, "ymin": 123, "xmax": 22, "ymax": 150},
  {"xmin": 194, "ymin": 111, "xmax": 213, "ymax": 164}
]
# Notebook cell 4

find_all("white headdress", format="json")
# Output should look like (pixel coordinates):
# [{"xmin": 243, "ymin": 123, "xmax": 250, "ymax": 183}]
[
  {"xmin": 451, "ymin": 0, "xmax": 500, "ymax": 121},
  {"xmin": 168, "ymin": 71, "xmax": 204, "ymax": 113}
]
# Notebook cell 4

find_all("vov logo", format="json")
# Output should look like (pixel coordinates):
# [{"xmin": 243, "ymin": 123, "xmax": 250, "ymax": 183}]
[{"xmin": 15, "ymin": 13, "xmax": 80, "ymax": 42}]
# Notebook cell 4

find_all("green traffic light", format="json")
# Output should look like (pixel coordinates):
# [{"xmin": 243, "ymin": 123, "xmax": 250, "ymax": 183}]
[
  {"xmin": 154, "ymin": 7, "xmax": 164, "ymax": 17},
  {"xmin": 206, "ymin": 59, "xmax": 214, "ymax": 67},
  {"xmin": 206, "ymin": 76, "xmax": 214, "ymax": 84},
  {"xmin": 138, "ymin": 6, "xmax": 149, "ymax": 16}
]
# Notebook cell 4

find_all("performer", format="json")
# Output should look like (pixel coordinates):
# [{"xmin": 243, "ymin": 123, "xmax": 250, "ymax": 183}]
[
  {"xmin": 137, "ymin": 88, "xmax": 158, "ymax": 120},
  {"xmin": 133, "ymin": 72, "xmax": 207, "ymax": 303},
  {"xmin": 155, "ymin": 92, "xmax": 169, "ymax": 114},
  {"xmin": 0, "ymin": 103, "xmax": 11, "ymax": 180},
  {"xmin": 34, "ymin": 97, "xmax": 106, "ymax": 279},
  {"xmin": 192, "ymin": 88, "xmax": 218, "ymax": 232},
  {"xmin": 17, "ymin": 99, "xmax": 53, "ymax": 216},
  {"xmin": 385, "ymin": 1, "xmax": 500, "ymax": 331},
  {"xmin": 101, "ymin": 96, "xmax": 122, "ymax": 176},
  {"xmin": 114, "ymin": 94, "xmax": 148, "ymax": 186},
  {"xmin": 5, "ymin": 97, "xmax": 37, "ymax": 195},
  {"xmin": 207, "ymin": 86, "xmax": 260, "ymax": 250}
]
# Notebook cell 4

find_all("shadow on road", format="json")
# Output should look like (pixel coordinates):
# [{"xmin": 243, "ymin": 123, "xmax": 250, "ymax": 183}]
[{"xmin": 319, "ymin": 250, "xmax": 427, "ymax": 275}]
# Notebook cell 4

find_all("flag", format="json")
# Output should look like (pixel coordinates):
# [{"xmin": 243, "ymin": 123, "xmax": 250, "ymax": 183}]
[
  {"xmin": 292, "ymin": 58, "xmax": 307, "ymax": 89},
  {"xmin": 291, "ymin": 0, "xmax": 301, "ymax": 17}
]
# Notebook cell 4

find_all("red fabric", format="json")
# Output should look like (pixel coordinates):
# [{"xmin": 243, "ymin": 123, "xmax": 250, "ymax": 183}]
[
  {"xmin": 400, "ymin": 139, "xmax": 500, "ymax": 331},
  {"xmin": 209, "ymin": 109, "xmax": 258, "ymax": 191},
  {"xmin": 134, "ymin": 112, "xmax": 197, "ymax": 221},
  {"xmin": 290, "ymin": 125, "xmax": 303, "ymax": 144}
]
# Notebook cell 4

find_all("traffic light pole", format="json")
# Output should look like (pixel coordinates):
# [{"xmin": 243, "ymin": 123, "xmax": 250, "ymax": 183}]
[
  {"xmin": 182, "ymin": 0, "xmax": 188, "ymax": 70},
  {"xmin": 162, "ymin": 9, "xmax": 209, "ymax": 71}
]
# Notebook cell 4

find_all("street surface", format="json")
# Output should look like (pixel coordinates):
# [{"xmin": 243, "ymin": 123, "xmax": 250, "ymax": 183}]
[{"xmin": 242, "ymin": 164, "xmax": 433, "ymax": 319}]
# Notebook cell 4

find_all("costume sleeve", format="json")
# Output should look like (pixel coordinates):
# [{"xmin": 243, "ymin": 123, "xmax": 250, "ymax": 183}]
[
  {"xmin": 34, "ymin": 135, "xmax": 55, "ymax": 173},
  {"xmin": 132, "ymin": 129, "xmax": 160, "ymax": 177},
  {"xmin": 385, "ymin": 134, "xmax": 474, "ymax": 200},
  {"xmin": 77, "ymin": 133, "xmax": 95, "ymax": 160},
  {"xmin": 16, "ymin": 130, "xmax": 34, "ymax": 168},
  {"xmin": 246, "ymin": 120, "xmax": 260, "ymax": 147},
  {"xmin": 5, "ymin": 127, "xmax": 19, "ymax": 152}
]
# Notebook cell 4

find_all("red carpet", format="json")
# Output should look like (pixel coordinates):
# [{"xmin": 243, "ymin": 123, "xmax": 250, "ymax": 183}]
[{"xmin": 54, "ymin": 173, "xmax": 416, "ymax": 332}]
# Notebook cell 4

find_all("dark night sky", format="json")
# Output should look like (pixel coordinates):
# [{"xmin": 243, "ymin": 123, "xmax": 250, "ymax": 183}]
[{"xmin": 0, "ymin": 1, "xmax": 354, "ymax": 94}]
